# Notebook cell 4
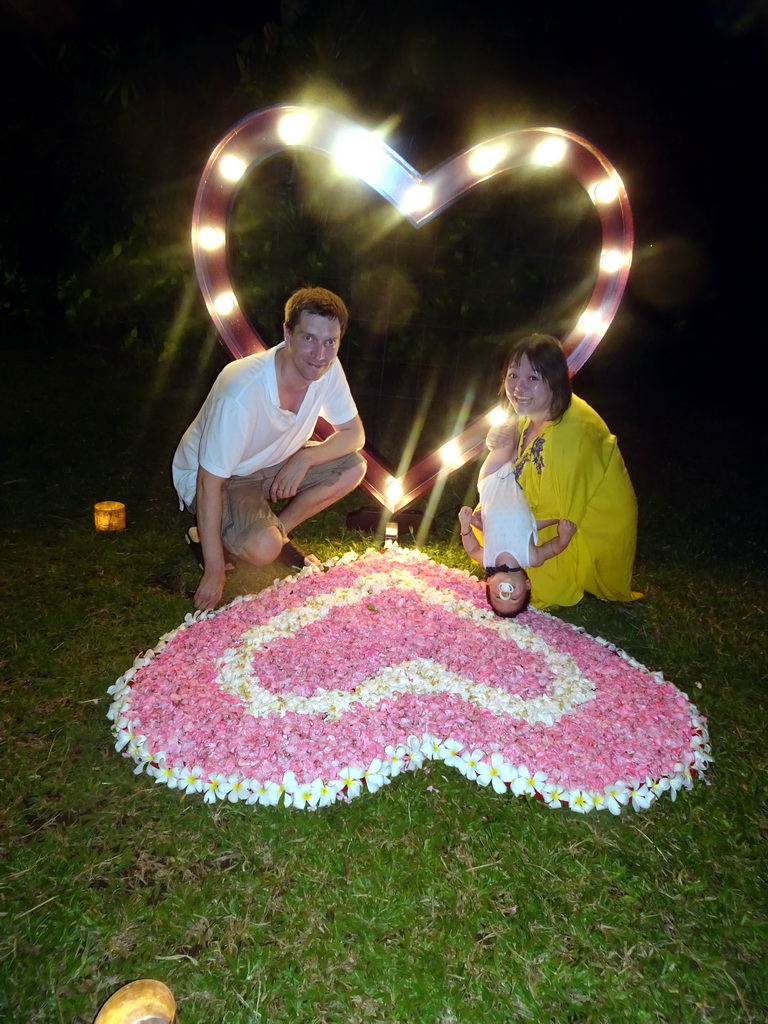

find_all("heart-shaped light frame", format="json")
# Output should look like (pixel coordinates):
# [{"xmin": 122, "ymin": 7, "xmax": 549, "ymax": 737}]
[{"xmin": 192, "ymin": 105, "xmax": 633, "ymax": 513}]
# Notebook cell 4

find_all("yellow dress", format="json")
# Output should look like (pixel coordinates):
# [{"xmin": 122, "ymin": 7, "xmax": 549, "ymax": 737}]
[{"xmin": 511, "ymin": 395, "xmax": 640, "ymax": 609}]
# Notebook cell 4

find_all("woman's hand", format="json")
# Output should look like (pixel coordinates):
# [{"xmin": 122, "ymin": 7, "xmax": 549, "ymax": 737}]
[{"xmin": 485, "ymin": 418, "xmax": 519, "ymax": 451}]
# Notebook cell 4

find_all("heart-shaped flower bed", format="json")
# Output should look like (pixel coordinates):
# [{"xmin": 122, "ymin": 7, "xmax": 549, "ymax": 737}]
[{"xmin": 108, "ymin": 549, "xmax": 710, "ymax": 814}]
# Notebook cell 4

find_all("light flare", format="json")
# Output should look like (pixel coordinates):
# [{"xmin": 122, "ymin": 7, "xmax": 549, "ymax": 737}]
[
  {"xmin": 488, "ymin": 406, "xmax": 509, "ymax": 427},
  {"xmin": 577, "ymin": 310, "xmax": 605, "ymax": 334},
  {"xmin": 219, "ymin": 155, "xmax": 246, "ymax": 182},
  {"xmin": 531, "ymin": 137, "xmax": 567, "ymax": 167},
  {"xmin": 401, "ymin": 183, "xmax": 433, "ymax": 214},
  {"xmin": 333, "ymin": 128, "xmax": 387, "ymax": 183},
  {"xmin": 213, "ymin": 292, "xmax": 237, "ymax": 315},
  {"xmin": 600, "ymin": 249, "xmax": 625, "ymax": 272},
  {"xmin": 468, "ymin": 143, "xmax": 507, "ymax": 176},
  {"xmin": 278, "ymin": 111, "xmax": 312, "ymax": 145},
  {"xmin": 591, "ymin": 180, "xmax": 619, "ymax": 203},
  {"xmin": 440, "ymin": 441, "xmax": 463, "ymax": 469},
  {"xmin": 385, "ymin": 478, "xmax": 404, "ymax": 503},
  {"xmin": 197, "ymin": 227, "xmax": 225, "ymax": 251}
]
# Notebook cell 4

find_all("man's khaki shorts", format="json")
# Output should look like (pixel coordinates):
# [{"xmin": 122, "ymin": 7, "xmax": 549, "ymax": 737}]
[{"xmin": 217, "ymin": 449, "xmax": 365, "ymax": 555}]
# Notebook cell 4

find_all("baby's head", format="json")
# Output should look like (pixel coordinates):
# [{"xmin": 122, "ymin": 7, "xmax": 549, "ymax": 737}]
[{"xmin": 485, "ymin": 569, "xmax": 532, "ymax": 617}]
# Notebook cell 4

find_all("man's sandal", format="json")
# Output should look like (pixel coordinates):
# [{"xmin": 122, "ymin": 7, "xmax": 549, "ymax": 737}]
[
  {"xmin": 277, "ymin": 540, "xmax": 322, "ymax": 570},
  {"xmin": 185, "ymin": 527, "xmax": 235, "ymax": 572},
  {"xmin": 185, "ymin": 527, "xmax": 204, "ymax": 569}
]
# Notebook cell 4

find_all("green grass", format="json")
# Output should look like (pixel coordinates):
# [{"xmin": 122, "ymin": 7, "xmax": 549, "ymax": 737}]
[{"xmin": 1, "ymin": 350, "xmax": 766, "ymax": 1023}]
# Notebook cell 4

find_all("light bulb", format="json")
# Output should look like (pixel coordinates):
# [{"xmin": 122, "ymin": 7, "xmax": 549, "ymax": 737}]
[{"xmin": 213, "ymin": 292, "xmax": 237, "ymax": 315}]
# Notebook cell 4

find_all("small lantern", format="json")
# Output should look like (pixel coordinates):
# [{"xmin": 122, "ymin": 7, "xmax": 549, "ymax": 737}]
[
  {"xmin": 92, "ymin": 979, "xmax": 176, "ymax": 1024},
  {"xmin": 94, "ymin": 501, "xmax": 126, "ymax": 532},
  {"xmin": 384, "ymin": 521, "xmax": 399, "ymax": 548}
]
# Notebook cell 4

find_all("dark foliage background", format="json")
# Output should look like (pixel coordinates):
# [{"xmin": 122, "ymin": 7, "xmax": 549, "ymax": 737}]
[{"xmin": 1, "ymin": 0, "xmax": 764, "ymax": 459}]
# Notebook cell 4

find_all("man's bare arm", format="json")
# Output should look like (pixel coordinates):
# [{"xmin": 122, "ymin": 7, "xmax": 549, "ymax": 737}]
[
  {"xmin": 268, "ymin": 415, "xmax": 365, "ymax": 501},
  {"xmin": 194, "ymin": 466, "xmax": 229, "ymax": 610}
]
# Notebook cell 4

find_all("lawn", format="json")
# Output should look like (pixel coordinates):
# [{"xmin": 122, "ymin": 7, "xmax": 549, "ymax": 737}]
[{"xmin": 1, "ymin": 347, "xmax": 766, "ymax": 1024}]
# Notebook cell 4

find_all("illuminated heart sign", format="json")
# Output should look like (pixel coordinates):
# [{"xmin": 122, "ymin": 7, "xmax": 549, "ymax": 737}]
[{"xmin": 192, "ymin": 105, "xmax": 633, "ymax": 512}]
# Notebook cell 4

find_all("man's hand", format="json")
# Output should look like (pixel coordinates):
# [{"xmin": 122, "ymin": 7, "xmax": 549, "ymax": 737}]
[
  {"xmin": 194, "ymin": 567, "xmax": 226, "ymax": 611},
  {"xmin": 269, "ymin": 450, "xmax": 311, "ymax": 502}
]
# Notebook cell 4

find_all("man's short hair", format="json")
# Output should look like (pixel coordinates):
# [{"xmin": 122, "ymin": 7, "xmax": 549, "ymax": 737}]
[{"xmin": 284, "ymin": 287, "xmax": 349, "ymax": 337}]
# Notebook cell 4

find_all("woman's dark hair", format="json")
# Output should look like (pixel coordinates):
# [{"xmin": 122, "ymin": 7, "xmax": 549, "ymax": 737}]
[{"xmin": 502, "ymin": 333, "xmax": 573, "ymax": 422}]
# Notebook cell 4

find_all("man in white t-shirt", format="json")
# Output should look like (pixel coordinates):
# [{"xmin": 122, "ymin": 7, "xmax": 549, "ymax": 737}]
[{"xmin": 172, "ymin": 287, "xmax": 366, "ymax": 610}]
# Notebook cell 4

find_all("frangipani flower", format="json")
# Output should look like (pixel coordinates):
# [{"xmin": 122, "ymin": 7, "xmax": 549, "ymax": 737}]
[
  {"xmin": 180, "ymin": 765, "xmax": 204, "ymax": 795},
  {"xmin": 477, "ymin": 754, "xmax": 515, "ymax": 794},
  {"xmin": 567, "ymin": 790, "xmax": 594, "ymax": 813},
  {"xmin": 363, "ymin": 759, "xmax": 389, "ymax": 794},
  {"xmin": 225, "ymin": 776, "xmax": 252, "ymax": 803},
  {"xmin": 406, "ymin": 736, "xmax": 425, "ymax": 769},
  {"xmin": 589, "ymin": 790, "xmax": 607, "ymax": 811},
  {"xmin": 512, "ymin": 767, "xmax": 546, "ymax": 797},
  {"xmin": 337, "ymin": 765, "xmax": 365, "ymax": 800},
  {"xmin": 115, "ymin": 723, "xmax": 144, "ymax": 754},
  {"xmin": 647, "ymin": 775, "xmax": 671, "ymax": 800},
  {"xmin": 291, "ymin": 781, "xmax": 319, "ymax": 809},
  {"xmin": 421, "ymin": 733, "xmax": 443, "ymax": 759},
  {"xmin": 627, "ymin": 780, "xmax": 653, "ymax": 812},
  {"xmin": 459, "ymin": 749, "xmax": 485, "ymax": 780},
  {"xmin": 542, "ymin": 783, "xmax": 566, "ymax": 808},
  {"xmin": 603, "ymin": 781, "xmax": 630, "ymax": 815},
  {"xmin": 312, "ymin": 779, "xmax": 341, "ymax": 807},
  {"xmin": 151, "ymin": 763, "xmax": 178, "ymax": 786},
  {"xmin": 131, "ymin": 750, "xmax": 151, "ymax": 774},
  {"xmin": 439, "ymin": 738, "xmax": 464, "ymax": 766},
  {"xmin": 667, "ymin": 773, "xmax": 687, "ymax": 801},
  {"xmin": 203, "ymin": 772, "xmax": 233, "ymax": 803},
  {"xmin": 384, "ymin": 744, "xmax": 407, "ymax": 776},
  {"xmin": 249, "ymin": 780, "xmax": 282, "ymax": 806}
]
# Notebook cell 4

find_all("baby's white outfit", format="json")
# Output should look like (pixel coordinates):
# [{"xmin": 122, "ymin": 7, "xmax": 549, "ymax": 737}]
[{"xmin": 477, "ymin": 463, "xmax": 538, "ymax": 569}]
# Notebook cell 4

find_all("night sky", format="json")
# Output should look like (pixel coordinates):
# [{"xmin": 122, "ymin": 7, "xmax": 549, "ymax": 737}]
[{"xmin": 1, "ymin": 0, "xmax": 764, "ymax": 425}]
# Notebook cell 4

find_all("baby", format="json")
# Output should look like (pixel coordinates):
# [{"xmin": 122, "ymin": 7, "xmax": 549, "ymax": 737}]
[{"xmin": 459, "ymin": 445, "xmax": 576, "ymax": 617}]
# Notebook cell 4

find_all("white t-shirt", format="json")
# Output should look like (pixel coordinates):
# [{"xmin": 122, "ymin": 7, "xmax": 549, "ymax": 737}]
[
  {"xmin": 477, "ymin": 463, "xmax": 538, "ymax": 568},
  {"xmin": 172, "ymin": 344, "xmax": 358, "ymax": 509}
]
